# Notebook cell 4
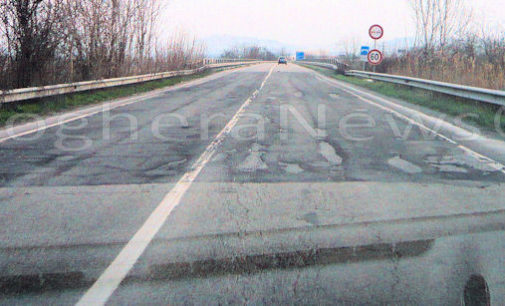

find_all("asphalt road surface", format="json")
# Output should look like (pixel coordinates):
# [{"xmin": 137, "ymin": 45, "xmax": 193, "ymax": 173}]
[{"xmin": 1, "ymin": 63, "xmax": 505, "ymax": 305}]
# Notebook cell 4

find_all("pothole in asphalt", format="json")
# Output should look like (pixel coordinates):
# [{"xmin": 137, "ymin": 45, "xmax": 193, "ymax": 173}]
[
  {"xmin": 145, "ymin": 158, "xmax": 187, "ymax": 175},
  {"xmin": 315, "ymin": 129, "xmax": 328, "ymax": 140},
  {"xmin": 425, "ymin": 153, "xmax": 501, "ymax": 173},
  {"xmin": 166, "ymin": 158, "xmax": 187, "ymax": 168},
  {"xmin": 237, "ymin": 143, "xmax": 268, "ymax": 173},
  {"xmin": 434, "ymin": 164, "xmax": 468, "ymax": 173},
  {"xmin": 425, "ymin": 155, "xmax": 468, "ymax": 173},
  {"xmin": 186, "ymin": 133, "xmax": 200, "ymax": 139},
  {"xmin": 299, "ymin": 212, "xmax": 320, "ymax": 225},
  {"xmin": 56, "ymin": 156, "xmax": 75, "ymax": 162},
  {"xmin": 319, "ymin": 142, "xmax": 343, "ymax": 166},
  {"xmin": 279, "ymin": 162, "xmax": 304, "ymax": 174},
  {"xmin": 212, "ymin": 153, "xmax": 228, "ymax": 162},
  {"xmin": 310, "ymin": 161, "xmax": 332, "ymax": 169},
  {"xmin": 388, "ymin": 156, "xmax": 422, "ymax": 174}
]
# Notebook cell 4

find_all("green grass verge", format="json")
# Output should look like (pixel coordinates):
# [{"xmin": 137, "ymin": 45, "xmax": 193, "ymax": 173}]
[
  {"xmin": 0, "ymin": 67, "xmax": 233, "ymax": 127},
  {"xmin": 300, "ymin": 64, "xmax": 505, "ymax": 132}
]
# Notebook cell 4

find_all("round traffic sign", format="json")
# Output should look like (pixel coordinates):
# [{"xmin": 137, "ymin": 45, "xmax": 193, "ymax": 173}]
[
  {"xmin": 369, "ymin": 24, "xmax": 384, "ymax": 40},
  {"xmin": 367, "ymin": 49, "xmax": 383, "ymax": 65}
]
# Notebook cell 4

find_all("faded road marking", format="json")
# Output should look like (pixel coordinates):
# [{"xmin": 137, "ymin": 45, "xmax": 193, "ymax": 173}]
[{"xmin": 76, "ymin": 64, "xmax": 276, "ymax": 306}]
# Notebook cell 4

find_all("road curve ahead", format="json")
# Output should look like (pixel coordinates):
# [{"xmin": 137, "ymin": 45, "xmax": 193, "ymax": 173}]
[{"xmin": 1, "ymin": 63, "xmax": 505, "ymax": 305}]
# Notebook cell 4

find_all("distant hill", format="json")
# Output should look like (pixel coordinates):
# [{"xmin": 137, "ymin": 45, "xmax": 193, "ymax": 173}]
[
  {"xmin": 382, "ymin": 37, "xmax": 416, "ymax": 54},
  {"xmin": 201, "ymin": 34, "xmax": 416, "ymax": 58}
]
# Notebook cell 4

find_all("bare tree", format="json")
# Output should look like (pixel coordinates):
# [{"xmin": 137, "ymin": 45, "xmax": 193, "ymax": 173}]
[
  {"xmin": 481, "ymin": 29, "xmax": 505, "ymax": 71},
  {"xmin": 0, "ymin": 0, "xmax": 65, "ymax": 88},
  {"xmin": 338, "ymin": 36, "xmax": 360, "ymax": 60},
  {"xmin": 410, "ymin": 0, "xmax": 437, "ymax": 51},
  {"xmin": 436, "ymin": 0, "xmax": 472, "ymax": 48},
  {"xmin": 220, "ymin": 45, "xmax": 277, "ymax": 61},
  {"xmin": 409, "ymin": 0, "xmax": 472, "ymax": 52},
  {"xmin": 0, "ymin": 0, "xmax": 207, "ymax": 90}
]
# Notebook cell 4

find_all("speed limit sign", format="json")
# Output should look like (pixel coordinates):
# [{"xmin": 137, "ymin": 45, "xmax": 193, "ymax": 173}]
[
  {"xmin": 369, "ymin": 24, "xmax": 384, "ymax": 40},
  {"xmin": 367, "ymin": 49, "xmax": 383, "ymax": 65}
]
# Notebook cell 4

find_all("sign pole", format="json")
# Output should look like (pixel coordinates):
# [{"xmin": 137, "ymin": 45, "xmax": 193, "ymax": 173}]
[
  {"xmin": 368, "ymin": 24, "xmax": 384, "ymax": 72},
  {"xmin": 373, "ymin": 40, "xmax": 377, "ymax": 72}
]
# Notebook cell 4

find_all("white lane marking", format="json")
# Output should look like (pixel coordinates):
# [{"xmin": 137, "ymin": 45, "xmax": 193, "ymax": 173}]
[
  {"xmin": 76, "ymin": 64, "xmax": 275, "ymax": 306},
  {"xmin": 0, "ymin": 64, "xmax": 258, "ymax": 144},
  {"xmin": 313, "ymin": 74, "xmax": 505, "ymax": 175}
]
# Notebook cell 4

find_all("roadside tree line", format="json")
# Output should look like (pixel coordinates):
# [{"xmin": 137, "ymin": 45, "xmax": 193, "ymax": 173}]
[
  {"xmin": 0, "ymin": 0, "xmax": 205, "ymax": 90},
  {"xmin": 220, "ymin": 46, "xmax": 278, "ymax": 61},
  {"xmin": 336, "ymin": 0, "xmax": 505, "ymax": 90},
  {"xmin": 383, "ymin": 0, "xmax": 505, "ymax": 90}
]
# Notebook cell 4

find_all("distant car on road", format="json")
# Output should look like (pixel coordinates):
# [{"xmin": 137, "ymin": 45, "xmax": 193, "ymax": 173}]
[{"xmin": 278, "ymin": 57, "xmax": 288, "ymax": 65}]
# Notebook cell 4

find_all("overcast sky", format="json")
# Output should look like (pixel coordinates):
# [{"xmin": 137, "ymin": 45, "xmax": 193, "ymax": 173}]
[{"xmin": 159, "ymin": 0, "xmax": 504, "ymax": 52}]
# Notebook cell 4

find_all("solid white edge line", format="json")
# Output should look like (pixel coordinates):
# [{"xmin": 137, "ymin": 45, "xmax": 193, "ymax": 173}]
[
  {"xmin": 75, "ymin": 64, "xmax": 275, "ymax": 306},
  {"xmin": 0, "ymin": 64, "xmax": 257, "ymax": 144},
  {"xmin": 311, "ymin": 71, "xmax": 505, "ymax": 175}
]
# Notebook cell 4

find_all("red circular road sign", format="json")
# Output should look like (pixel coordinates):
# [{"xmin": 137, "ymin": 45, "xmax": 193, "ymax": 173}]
[
  {"xmin": 367, "ymin": 49, "xmax": 383, "ymax": 65},
  {"xmin": 369, "ymin": 24, "xmax": 384, "ymax": 40}
]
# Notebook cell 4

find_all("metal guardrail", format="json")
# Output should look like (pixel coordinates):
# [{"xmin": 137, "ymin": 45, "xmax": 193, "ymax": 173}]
[
  {"xmin": 296, "ymin": 60, "xmax": 348, "ymax": 74},
  {"xmin": 298, "ymin": 60, "xmax": 505, "ymax": 107},
  {"xmin": 203, "ymin": 58, "xmax": 260, "ymax": 65},
  {"xmin": 346, "ymin": 70, "xmax": 505, "ymax": 107},
  {"xmin": 0, "ymin": 60, "xmax": 263, "ymax": 104}
]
